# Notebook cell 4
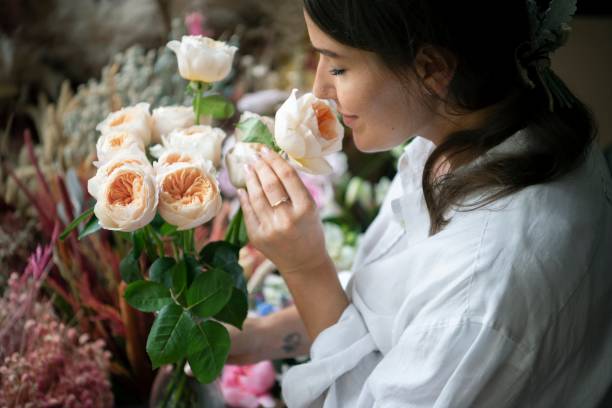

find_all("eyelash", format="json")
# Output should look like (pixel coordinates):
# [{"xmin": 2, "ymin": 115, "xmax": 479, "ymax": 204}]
[{"xmin": 329, "ymin": 68, "xmax": 346, "ymax": 76}]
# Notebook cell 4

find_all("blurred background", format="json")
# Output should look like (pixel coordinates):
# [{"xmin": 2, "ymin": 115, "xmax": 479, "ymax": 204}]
[{"xmin": 0, "ymin": 1, "xmax": 610, "ymax": 407}]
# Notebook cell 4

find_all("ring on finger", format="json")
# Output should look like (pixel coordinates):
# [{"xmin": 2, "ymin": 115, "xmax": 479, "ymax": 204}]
[{"xmin": 271, "ymin": 196, "xmax": 291, "ymax": 207}]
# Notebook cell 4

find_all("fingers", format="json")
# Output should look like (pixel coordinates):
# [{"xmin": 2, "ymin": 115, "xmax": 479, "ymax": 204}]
[
  {"xmin": 243, "ymin": 163, "xmax": 271, "ymax": 211},
  {"xmin": 260, "ymin": 148, "xmax": 314, "ymax": 210},
  {"xmin": 237, "ymin": 187, "xmax": 260, "ymax": 229},
  {"xmin": 250, "ymin": 156, "xmax": 290, "ymax": 208}
]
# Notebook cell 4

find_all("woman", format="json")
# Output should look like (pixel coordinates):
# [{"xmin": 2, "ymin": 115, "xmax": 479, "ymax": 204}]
[{"xmin": 230, "ymin": 0, "xmax": 612, "ymax": 406}]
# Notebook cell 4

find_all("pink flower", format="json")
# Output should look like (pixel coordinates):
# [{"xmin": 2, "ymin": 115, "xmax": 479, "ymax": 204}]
[
  {"xmin": 220, "ymin": 362, "xmax": 276, "ymax": 408},
  {"xmin": 185, "ymin": 12, "xmax": 213, "ymax": 37}
]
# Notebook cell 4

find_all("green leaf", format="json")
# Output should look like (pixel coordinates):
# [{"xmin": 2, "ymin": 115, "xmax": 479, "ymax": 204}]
[
  {"xmin": 146, "ymin": 304, "xmax": 195, "ymax": 368},
  {"xmin": 187, "ymin": 320, "xmax": 230, "ymax": 383},
  {"xmin": 186, "ymin": 269, "xmax": 233, "ymax": 318},
  {"xmin": 172, "ymin": 260, "xmax": 187, "ymax": 295},
  {"xmin": 124, "ymin": 280, "xmax": 173, "ymax": 312},
  {"xmin": 237, "ymin": 118, "xmax": 277, "ymax": 148},
  {"xmin": 213, "ymin": 288, "xmax": 248, "ymax": 329},
  {"xmin": 184, "ymin": 255, "xmax": 201, "ymax": 287},
  {"xmin": 149, "ymin": 257, "xmax": 176, "ymax": 288},
  {"xmin": 120, "ymin": 250, "xmax": 141, "ymax": 283},
  {"xmin": 199, "ymin": 95, "xmax": 235, "ymax": 119},
  {"xmin": 60, "ymin": 207, "xmax": 94, "ymax": 240},
  {"xmin": 78, "ymin": 214, "xmax": 101, "ymax": 240},
  {"xmin": 199, "ymin": 241, "xmax": 247, "ymax": 293}
]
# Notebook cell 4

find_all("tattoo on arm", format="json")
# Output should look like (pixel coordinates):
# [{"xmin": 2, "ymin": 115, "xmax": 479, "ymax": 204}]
[{"xmin": 282, "ymin": 332, "xmax": 301, "ymax": 354}]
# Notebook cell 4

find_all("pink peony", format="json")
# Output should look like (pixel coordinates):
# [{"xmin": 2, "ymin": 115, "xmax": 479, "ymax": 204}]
[{"xmin": 220, "ymin": 361, "xmax": 277, "ymax": 408}]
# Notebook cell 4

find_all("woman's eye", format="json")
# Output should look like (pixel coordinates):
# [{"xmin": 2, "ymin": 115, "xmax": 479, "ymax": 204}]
[{"xmin": 329, "ymin": 68, "xmax": 346, "ymax": 76}]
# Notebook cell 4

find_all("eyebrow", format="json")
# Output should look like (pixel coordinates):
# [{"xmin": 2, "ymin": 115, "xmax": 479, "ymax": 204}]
[{"xmin": 312, "ymin": 47, "xmax": 343, "ymax": 58}]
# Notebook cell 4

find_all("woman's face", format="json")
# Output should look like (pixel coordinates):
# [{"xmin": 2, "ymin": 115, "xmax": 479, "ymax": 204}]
[{"xmin": 305, "ymin": 12, "xmax": 437, "ymax": 152}]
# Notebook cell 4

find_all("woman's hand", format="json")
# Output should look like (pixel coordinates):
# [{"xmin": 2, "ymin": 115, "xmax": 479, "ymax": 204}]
[
  {"xmin": 237, "ymin": 147, "xmax": 349, "ymax": 340},
  {"xmin": 237, "ymin": 147, "xmax": 331, "ymax": 276}
]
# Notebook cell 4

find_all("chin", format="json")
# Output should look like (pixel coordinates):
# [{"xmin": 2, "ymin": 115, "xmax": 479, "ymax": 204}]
[{"xmin": 353, "ymin": 133, "xmax": 395, "ymax": 153}]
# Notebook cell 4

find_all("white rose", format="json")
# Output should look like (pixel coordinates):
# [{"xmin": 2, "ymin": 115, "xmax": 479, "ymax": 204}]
[
  {"xmin": 274, "ymin": 89, "xmax": 344, "ymax": 175},
  {"xmin": 224, "ymin": 142, "xmax": 267, "ymax": 188},
  {"xmin": 234, "ymin": 111, "xmax": 275, "ymax": 142},
  {"xmin": 166, "ymin": 36, "xmax": 238, "ymax": 83},
  {"xmin": 87, "ymin": 153, "xmax": 157, "ymax": 232},
  {"xmin": 96, "ymin": 103, "xmax": 153, "ymax": 146},
  {"xmin": 95, "ymin": 131, "xmax": 145, "ymax": 164},
  {"xmin": 155, "ymin": 159, "xmax": 222, "ymax": 230},
  {"xmin": 151, "ymin": 106, "xmax": 203, "ymax": 144},
  {"xmin": 149, "ymin": 125, "xmax": 226, "ymax": 167}
]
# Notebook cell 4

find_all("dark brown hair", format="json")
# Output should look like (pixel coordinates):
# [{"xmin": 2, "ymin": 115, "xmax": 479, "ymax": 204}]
[{"xmin": 304, "ymin": 0, "xmax": 596, "ymax": 234}]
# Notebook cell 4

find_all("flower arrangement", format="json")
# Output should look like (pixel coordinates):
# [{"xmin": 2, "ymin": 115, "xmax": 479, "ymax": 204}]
[{"xmin": 58, "ymin": 32, "xmax": 344, "ymax": 407}]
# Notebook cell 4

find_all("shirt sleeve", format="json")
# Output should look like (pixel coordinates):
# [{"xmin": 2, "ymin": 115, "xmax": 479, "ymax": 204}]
[
  {"xmin": 282, "ymin": 307, "xmax": 533, "ymax": 408},
  {"xmin": 367, "ymin": 319, "xmax": 533, "ymax": 408}
]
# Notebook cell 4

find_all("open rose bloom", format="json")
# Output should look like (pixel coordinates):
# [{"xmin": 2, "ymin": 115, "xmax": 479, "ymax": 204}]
[
  {"xmin": 95, "ymin": 131, "xmax": 145, "ymax": 164},
  {"xmin": 166, "ymin": 35, "xmax": 238, "ymax": 83},
  {"xmin": 95, "ymin": 103, "xmax": 153, "ymax": 146},
  {"xmin": 274, "ymin": 89, "xmax": 344, "ymax": 175},
  {"xmin": 87, "ymin": 149, "xmax": 158, "ymax": 232},
  {"xmin": 155, "ymin": 158, "xmax": 222, "ymax": 230}
]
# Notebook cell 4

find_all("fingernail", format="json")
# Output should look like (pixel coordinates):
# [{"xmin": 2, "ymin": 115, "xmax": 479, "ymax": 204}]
[
  {"xmin": 261, "ymin": 146, "xmax": 271, "ymax": 155},
  {"xmin": 243, "ymin": 163, "xmax": 252, "ymax": 174},
  {"xmin": 237, "ymin": 188, "xmax": 246, "ymax": 197}
]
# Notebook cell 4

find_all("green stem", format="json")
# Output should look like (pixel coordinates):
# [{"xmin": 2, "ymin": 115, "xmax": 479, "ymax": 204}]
[
  {"xmin": 194, "ymin": 82, "xmax": 202, "ymax": 125},
  {"xmin": 146, "ymin": 225, "xmax": 165, "ymax": 257},
  {"xmin": 182, "ymin": 230, "xmax": 194, "ymax": 255},
  {"xmin": 160, "ymin": 361, "xmax": 182, "ymax": 408},
  {"xmin": 171, "ymin": 363, "xmax": 188, "ymax": 406}
]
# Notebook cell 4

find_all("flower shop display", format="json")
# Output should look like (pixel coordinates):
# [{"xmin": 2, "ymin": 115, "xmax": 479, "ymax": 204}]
[{"xmin": 1, "ymin": 10, "xmax": 405, "ymax": 407}]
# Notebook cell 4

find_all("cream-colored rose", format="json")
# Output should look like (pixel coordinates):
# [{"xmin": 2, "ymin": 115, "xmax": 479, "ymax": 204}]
[
  {"xmin": 96, "ymin": 103, "xmax": 153, "ymax": 146},
  {"xmin": 155, "ymin": 159, "xmax": 222, "ymax": 230},
  {"xmin": 90, "ymin": 147, "xmax": 152, "ymax": 191},
  {"xmin": 166, "ymin": 36, "xmax": 238, "ymax": 83},
  {"xmin": 234, "ymin": 111, "xmax": 275, "ymax": 142},
  {"xmin": 87, "ymin": 154, "xmax": 157, "ymax": 232},
  {"xmin": 224, "ymin": 142, "xmax": 267, "ymax": 188},
  {"xmin": 95, "ymin": 131, "xmax": 145, "ymax": 164},
  {"xmin": 152, "ymin": 149, "xmax": 200, "ymax": 174},
  {"xmin": 274, "ymin": 89, "xmax": 344, "ymax": 175},
  {"xmin": 151, "ymin": 106, "xmax": 203, "ymax": 144},
  {"xmin": 149, "ymin": 125, "xmax": 226, "ymax": 167}
]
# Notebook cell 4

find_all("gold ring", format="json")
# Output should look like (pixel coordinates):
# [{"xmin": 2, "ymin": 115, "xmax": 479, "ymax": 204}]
[{"xmin": 271, "ymin": 196, "xmax": 290, "ymax": 207}]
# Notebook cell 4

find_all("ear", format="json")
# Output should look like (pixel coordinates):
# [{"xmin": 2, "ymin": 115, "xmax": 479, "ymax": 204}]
[{"xmin": 414, "ymin": 45, "xmax": 456, "ymax": 98}]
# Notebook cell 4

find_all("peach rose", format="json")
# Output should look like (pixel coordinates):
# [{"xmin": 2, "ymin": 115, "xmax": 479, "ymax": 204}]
[
  {"xmin": 274, "ymin": 89, "xmax": 344, "ymax": 175},
  {"xmin": 96, "ymin": 103, "xmax": 153, "ymax": 146},
  {"xmin": 155, "ymin": 159, "xmax": 222, "ymax": 230},
  {"xmin": 95, "ymin": 131, "xmax": 145, "ymax": 164},
  {"xmin": 87, "ymin": 151, "xmax": 157, "ymax": 232}
]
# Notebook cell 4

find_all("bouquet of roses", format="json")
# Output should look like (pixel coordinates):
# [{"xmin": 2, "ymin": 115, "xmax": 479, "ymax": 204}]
[{"xmin": 60, "ymin": 34, "xmax": 344, "ymax": 406}]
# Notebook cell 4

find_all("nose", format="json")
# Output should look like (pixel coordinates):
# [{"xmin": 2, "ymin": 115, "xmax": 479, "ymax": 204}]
[{"xmin": 312, "ymin": 57, "xmax": 337, "ymax": 101}]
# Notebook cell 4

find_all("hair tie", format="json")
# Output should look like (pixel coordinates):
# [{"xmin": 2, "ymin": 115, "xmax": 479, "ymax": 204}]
[{"xmin": 515, "ymin": 0, "xmax": 579, "ymax": 111}]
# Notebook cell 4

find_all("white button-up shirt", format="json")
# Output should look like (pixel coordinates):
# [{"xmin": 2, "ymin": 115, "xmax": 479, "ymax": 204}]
[{"xmin": 282, "ymin": 134, "xmax": 612, "ymax": 407}]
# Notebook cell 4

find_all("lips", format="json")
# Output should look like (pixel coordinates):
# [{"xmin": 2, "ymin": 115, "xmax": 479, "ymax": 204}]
[{"xmin": 339, "ymin": 112, "xmax": 358, "ymax": 128}]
